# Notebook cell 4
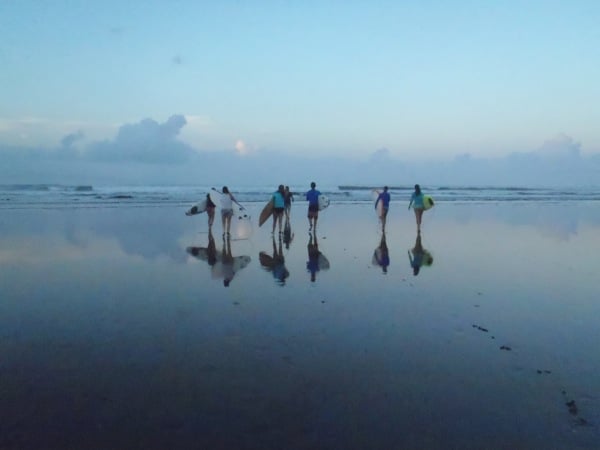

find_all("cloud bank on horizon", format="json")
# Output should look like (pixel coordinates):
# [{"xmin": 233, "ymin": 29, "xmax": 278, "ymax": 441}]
[{"xmin": 0, "ymin": 114, "xmax": 598, "ymax": 187}]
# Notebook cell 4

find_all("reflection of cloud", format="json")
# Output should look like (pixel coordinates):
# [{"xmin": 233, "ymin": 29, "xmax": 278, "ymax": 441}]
[{"xmin": 86, "ymin": 115, "xmax": 195, "ymax": 163}]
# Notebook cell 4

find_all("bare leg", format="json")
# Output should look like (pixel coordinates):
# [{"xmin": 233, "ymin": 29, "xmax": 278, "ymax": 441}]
[{"xmin": 415, "ymin": 209, "xmax": 423, "ymax": 231}]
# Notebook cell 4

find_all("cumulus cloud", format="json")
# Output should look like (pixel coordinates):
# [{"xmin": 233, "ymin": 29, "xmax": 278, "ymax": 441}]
[
  {"xmin": 537, "ymin": 133, "xmax": 581, "ymax": 159},
  {"xmin": 86, "ymin": 115, "xmax": 195, "ymax": 163},
  {"xmin": 369, "ymin": 147, "xmax": 391, "ymax": 163},
  {"xmin": 235, "ymin": 139, "xmax": 251, "ymax": 156}
]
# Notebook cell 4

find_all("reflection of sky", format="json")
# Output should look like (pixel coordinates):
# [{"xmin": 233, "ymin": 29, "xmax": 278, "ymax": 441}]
[
  {"xmin": 1, "ymin": 202, "xmax": 600, "ymax": 448},
  {"xmin": 437, "ymin": 202, "xmax": 600, "ymax": 241}
]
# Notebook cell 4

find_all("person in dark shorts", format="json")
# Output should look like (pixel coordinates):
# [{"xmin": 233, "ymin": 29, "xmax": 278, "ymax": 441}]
[
  {"xmin": 205, "ymin": 193, "xmax": 216, "ymax": 227},
  {"xmin": 272, "ymin": 185, "xmax": 286, "ymax": 234},
  {"xmin": 305, "ymin": 182, "xmax": 321, "ymax": 231},
  {"xmin": 284, "ymin": 186, "xmax": 294, "ymax": 220}
]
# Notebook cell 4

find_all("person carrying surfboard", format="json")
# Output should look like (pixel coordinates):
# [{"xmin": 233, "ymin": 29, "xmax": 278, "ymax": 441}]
[
  {"xmin": 284, "ymin": 186, "xmax": 294, "ymax": 220},
  {"xmin": 205, "ymin": 193, "xmax": 216, "ymax": 227},
  {"xmin": 408, "ymin": 184, "xmax": 425, "ymax": 231},
  {"xmin": 220, "ymin": 186, "xmax": 244, "ymax": 237},
  {"xmin": 305, "ymin": 182, "xmax": 321, "ymax": 231},
  {"xmin": 272, "ymin": 185, "xmax": 286, "ymax": 234},
  {"xmin": 375, "ymin": 186, "xmax": 391, "ymax": 231}
]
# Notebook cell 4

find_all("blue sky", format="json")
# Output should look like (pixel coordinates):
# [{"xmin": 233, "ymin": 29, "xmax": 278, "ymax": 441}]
[{"xmin": 1, "ymin": 1, "xmax": 599, "ymax": 165}]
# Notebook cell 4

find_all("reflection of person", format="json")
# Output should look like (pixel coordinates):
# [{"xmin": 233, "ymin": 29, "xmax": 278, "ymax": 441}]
[
  {"xmin": 306, "ymin": 182, "xmax": 321, "ymax": 231},
  {"xmin": 220, "ymin": 186, "xmax": 244, "ymax": 237},
  {"xmin": 283, "ymin": 216, "xmax": 294, "ymax": 249},
  {"xmin": 375, "ymin": 186, "xmax": 391, "ymax": 231},
  {"xmin": 408, "ymin": 184, "xmax": 425, "ymax": 231},
  {"xmin": 207, "ymin": 227, "xmax": 217, "ymax": 266},
  {"xmin": 284, "ymin": 186, "xmax": 294, "ymax": 220},
  {"xmin": 373, "ymin": 232, "xmax": 390, "ymax": 273},
  {"xmin": 259, "ymin": 236, "xmax": 289, "ymax": 285},
  {"xmin": 271, "ymin": 236, "xmax": 289, "ymax": 284},
  {"xmin": 272, "ymin": 185, "xmax": 286, "ymax": 235},
  {"xmin": 206, "ymin": 194, "xmax": 216, "ymax": 227},
  {"xmin": 221, "ymin": 235, "xmax": 235, "ymax": 286},
  {"xmin": 307, "ymin": 232, "xmax": 321, "ymax": 282},
  {"xmin": 408, "ymin": 231, "xmax": 433, "ymax": 276}
]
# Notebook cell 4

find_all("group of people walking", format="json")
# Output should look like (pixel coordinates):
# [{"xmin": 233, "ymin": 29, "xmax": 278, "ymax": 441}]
[
  {"xmin": 269, "ymin": 185, "xmax": 296, "ymax": 234},
  {"xmin": 374, "ymin": 184, "xmax": 428, "ymax": 231},
  {"xmin": 201, "ymin": 182, "xmax": 428, "ymax": 235}
]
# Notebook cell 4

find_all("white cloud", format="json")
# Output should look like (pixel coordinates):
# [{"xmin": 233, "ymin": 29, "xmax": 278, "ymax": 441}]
[
  {"xmin": 86, "ymin": 115, "xmax": 195, "ymax": 163},
  {"xmin": 235, "ymin": 139, "xmax": 251, "ymax": 155}
]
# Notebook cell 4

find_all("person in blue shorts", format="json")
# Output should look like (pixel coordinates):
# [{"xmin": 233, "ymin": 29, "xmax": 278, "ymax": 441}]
[
  {"xmin": 408, "ymin": 184, "xmax": 425, "ymax": 231},
  {"xmin": 375, "ymin": 186, "xmax": 391, "ymax": 231},
  {"xmin": 305, "ymin": 182, "xmax": 321, "ymax": 231}
]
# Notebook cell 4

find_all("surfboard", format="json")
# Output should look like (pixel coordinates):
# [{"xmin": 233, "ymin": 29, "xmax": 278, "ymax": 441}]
[
  {"xmin": 318, "ymin": 195, "xmax": 330, "ymax": 211},
  {"xmin": 185, "ymin": 198, "xmax": 208, "ymax": 216},
  {"xmin": 423, "ymin": 195, "xmax": 434, "ymax": 211},
  {"xmin": 259, "ymin": 198, "xmax": 274, "ymax": 227},
  {"xmin": 372, "ymin": 190, "xmax": 384, "ymax": 219}
]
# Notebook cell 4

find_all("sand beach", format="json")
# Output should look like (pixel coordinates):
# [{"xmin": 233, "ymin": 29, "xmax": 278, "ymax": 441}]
[{"xmin": 1, "ymin": 200, "xmax": 599, "ymax": 449}]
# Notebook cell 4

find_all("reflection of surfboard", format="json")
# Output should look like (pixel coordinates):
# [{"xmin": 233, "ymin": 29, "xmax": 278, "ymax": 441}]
[
  {"xmin": 318, "ymin": 253, "xmax": 330, "ymax": 270},
  {"xmin": 423, "ymin": 195, "xmax": 434, "ymax": 211},
  {"xmin": 372, "ymin": 249, "xmax": 382, "ymax": 266},
  {"xmin": 186, "ymin": 199, "xmax": 208, "ymax": 216},
  {"xmin": 422, "ymin": 250, "xmax": 433, "ymax": 266},
  {"xmin": 372, "ymin": 190, "xmax": 384, "ymax": 219},
  {"xmin": 259, "ymin": 199, "xmax": 274, "ymax": 227},
  {"xmin": 187, "ymin": 246, "xmax": 210, "ymax": 260},
  {"xmin": 318, "ymin": 195, "xmax": 330, "ymax": 211},
  {"xmin": 259, "ymin": 252, "xmax": 274, "ymax": 268},
  {"xmin": 211, "ymin": 256, "xmax": 251, "ymax": 277}
]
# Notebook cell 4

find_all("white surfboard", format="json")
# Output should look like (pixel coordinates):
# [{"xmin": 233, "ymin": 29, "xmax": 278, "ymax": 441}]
[
  {"xmin": 185, "ymin": 198, "xmax": 208, "ymax": 216},
  {"xmin": 211, "ymin": 256, "xmax": 252, "ymax": 278},
  {"xmin": 372, "ymin": 190, "xmax": 384, "ymax": 219},
  {"xmin": 318, "ymin": 195, "xmax": 330, "ymax": 211}
]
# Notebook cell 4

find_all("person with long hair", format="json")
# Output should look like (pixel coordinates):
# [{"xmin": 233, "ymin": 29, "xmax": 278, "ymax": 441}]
[
  {"xmin": 220, "ymin": 186, "xmax": 243, "ymax": 236},
  {"xmin": 408, "ymin": 184, "xmax": 425, "ymax": 231},
  {"xmin": 272, "ymin": 185, "xmax": 286, "ymax": 235}
]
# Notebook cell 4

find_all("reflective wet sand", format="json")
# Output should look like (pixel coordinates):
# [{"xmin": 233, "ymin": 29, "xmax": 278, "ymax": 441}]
[{"xmin": 1, "ymin": 202, "xmax": 599, "ymax": 449}]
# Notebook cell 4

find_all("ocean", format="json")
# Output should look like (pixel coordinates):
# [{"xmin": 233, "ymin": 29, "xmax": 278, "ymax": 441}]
[{"xmin": 2, "ymin": 183, "xmax": 600, "ymax": 209}]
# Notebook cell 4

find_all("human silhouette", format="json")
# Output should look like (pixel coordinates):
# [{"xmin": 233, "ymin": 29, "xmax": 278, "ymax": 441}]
[{"xmin": 372, "ymin": 232, "xmax": 390, "ymax": 273}]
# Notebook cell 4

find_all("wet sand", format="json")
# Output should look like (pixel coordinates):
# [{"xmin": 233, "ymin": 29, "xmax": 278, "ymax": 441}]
[{"xmin": 1, "ymin": 201, "xmax": 599, "ymax": 449}]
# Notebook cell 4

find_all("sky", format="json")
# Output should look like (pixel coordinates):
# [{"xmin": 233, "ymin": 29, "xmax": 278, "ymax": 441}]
[{"xmin": 1, "ymin": 1, "xmax": 600, "ymax": 186}]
